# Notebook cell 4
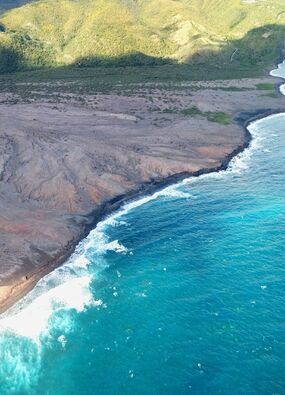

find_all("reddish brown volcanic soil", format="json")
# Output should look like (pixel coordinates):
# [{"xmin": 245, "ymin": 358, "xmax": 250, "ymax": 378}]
[{"xmin": 0, "ymin": 76, "xmax": 284, "ymax": 312}]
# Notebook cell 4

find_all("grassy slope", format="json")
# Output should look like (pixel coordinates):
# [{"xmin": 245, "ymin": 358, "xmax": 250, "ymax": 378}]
[{"xmin": 0, "ymin": 0, "xmax": 284, "ymax": 75}]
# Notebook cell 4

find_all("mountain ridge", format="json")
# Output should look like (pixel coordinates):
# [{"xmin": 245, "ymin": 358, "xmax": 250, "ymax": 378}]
[{"xmin": 0, "ymin": 0, "xmax": 284, "ymax": 74}]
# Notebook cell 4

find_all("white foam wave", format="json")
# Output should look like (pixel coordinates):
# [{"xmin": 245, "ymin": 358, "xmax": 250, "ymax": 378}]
[
  {"xmin": 0, "ymin": 179, "xmax": 191, "ymax": 340},
  {"xmin": 270, "ymin": 60, "xmax": 285, "ymax": 78},
  {"xmin": 227, "ymin": 123, "xmax": 264, "ymax": 174},
  {"xmin": 1, "ymin": 60, "xmax": 285, "ymax": 346},
  {"xmin": 0, "ymin": 276, "xmax": 94, "ymax": 342},
  {"xmin": 280, "ymin": 84, "xmax": 285, "ymax": 96},
  {"xmin": 0, "ymin": 117, "xmax": 269, "ymax": 341},
  {"xmin": 103, "ymin": 240, "xmax": 129, "ymax": 254},
  {"xmin": 159, "ymin": 188, "xmax": 192, "ymax": 199},
  {"xmin": 270, "ymin": 60, "xmax": 285, "ymax": 95},
  {"xmin": 0, "ymin": 199, "xmax": 132, "ymax": 341}
]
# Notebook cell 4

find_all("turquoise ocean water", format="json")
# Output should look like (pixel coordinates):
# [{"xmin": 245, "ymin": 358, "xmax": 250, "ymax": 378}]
[{"xmin": 0, "ymin": 63, "xmax": 285, "ymax": 395}]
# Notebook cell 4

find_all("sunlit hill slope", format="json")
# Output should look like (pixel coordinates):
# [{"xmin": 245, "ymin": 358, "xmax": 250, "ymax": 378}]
[{"xmin": 0, "ymin": 0, "xmax": 285, "ymax": 73}]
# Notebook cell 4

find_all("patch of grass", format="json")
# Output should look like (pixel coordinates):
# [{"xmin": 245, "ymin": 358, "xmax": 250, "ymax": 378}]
[
  {"xmin": 163, "ymin": 106, "xmax": 232, "ymax": 125},
  {"xmin": 212, "ymin": 86, "xmax": 252, "ymax": 92},
  {"xmin": 181, "ymin": 106, "xmax": 202, "ymax": 116},
  {"xmin": 162, "ymin": 108, "xmax": 178, "ymax": 114},
  {"xmin": 206, "ymin": 111, "xmax": 231, "ymax": 125},
  {"xmin": 0, "ymin": 62, "xmax": 267, "ymax": 103},
  {"xmin": 256, "ymin": 83, "xmax": 275, "ymax": 90}
]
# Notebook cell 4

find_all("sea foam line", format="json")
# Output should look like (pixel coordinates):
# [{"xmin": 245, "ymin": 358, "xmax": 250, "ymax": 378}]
[
  {"xmin": 0, "ymin": 276, "xmax": 96, "ymax": 342},
  {"xmin": 0, "ymin": 126, "xmax": 257, "ymax": 340},
  {"xmin": 0, "ymin": 117, "xmax": 273, "ymax": 340},
  {"xmin": 1, "ymin": 61, "xmax": 285, "ymax": 342}
]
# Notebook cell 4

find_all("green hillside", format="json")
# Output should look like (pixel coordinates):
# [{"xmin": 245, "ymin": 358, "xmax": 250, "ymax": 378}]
[{"xmin": 0, "ymin": 0, "xmax": 285, "ymax": 74}]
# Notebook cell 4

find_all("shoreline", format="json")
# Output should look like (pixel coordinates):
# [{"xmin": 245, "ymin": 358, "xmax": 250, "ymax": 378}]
[
  {"xmin": 0, "ymin": 107, "xmax": 282, "ymax": 315},
  {"xmin": 1, "ymin": 70, "xmax": 285, "ymax": 315}
]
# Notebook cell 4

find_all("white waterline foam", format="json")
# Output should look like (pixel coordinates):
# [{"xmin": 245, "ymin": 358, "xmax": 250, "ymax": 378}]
[
  {"xmin": 270, "ymin": 60, "xmax": 285, "ymax": 94},
  {"xmin": 1, "ymin": 63, "xmax": 285, "ymax": 343},
  {"xmin": 270, "ymin": 59, "xmax": 285, "ymax": 78},
  {"xmin": 0, "ymin": 115, "xmax": 273, "ymax": 341},
  {"xmin": 0, "ymin": 276, "xmax": 94, "ymax": 342}
]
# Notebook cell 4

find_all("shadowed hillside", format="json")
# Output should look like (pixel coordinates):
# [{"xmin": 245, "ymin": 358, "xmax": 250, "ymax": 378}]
[
  {"xmin": 0, "ymin": 0, "xmax": 284, "ymax": 74},
  {"xmin": 0, "ymin": 24, "xmax": 285, "ymax": 82}
]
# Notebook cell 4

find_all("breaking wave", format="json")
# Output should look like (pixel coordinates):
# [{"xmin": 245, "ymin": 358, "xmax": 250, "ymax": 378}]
[
  {"xmin": 0, "ymin": 111, "xmax": 278, "ymax": 342},
  {"xmin": 0, "ymin": 60, "xmax": 284, "ymax": 394}
]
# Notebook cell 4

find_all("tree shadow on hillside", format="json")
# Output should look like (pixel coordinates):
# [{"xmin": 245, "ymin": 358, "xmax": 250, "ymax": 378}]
[
  {"xmin": 70, "ymin": 24, "xmax": 285, "ymax": 79},
  {"xmin": 76, "ymin": 52, "xmax": 175, "ymax": 68},
  {"xmin": 58, "ymin": 24, "xmax": 283, "ymax": 83},
  {"xmin": 1, "ymin": 24, "xmax": 285, "ymax": 80},
  {"xmin": 185, "ymin": 24, "xmax": 285, "ymax": 68},
  {"xmin": 0, "ymin": 46, "xmax": 22, "ymax": 73}
]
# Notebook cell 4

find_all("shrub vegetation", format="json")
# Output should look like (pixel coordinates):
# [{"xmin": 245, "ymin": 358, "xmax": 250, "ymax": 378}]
[{"xmin": 0, "ymin": 0, "xmax": 284, "ymax": 76}]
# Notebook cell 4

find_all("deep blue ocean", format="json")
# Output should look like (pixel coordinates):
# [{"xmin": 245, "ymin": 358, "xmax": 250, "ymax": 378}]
[{"xmin": 0, "ymin": 63, "xmax": 285, "ymax": 395}]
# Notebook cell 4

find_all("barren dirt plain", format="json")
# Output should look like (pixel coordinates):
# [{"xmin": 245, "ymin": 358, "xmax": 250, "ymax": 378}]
[{"xmin": 0, "ymin": 76, "xmax": 284, "ymax": 311}]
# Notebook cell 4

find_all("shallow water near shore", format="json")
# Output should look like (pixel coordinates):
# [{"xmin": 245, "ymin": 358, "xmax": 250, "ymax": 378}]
[{"xmin": 0, "ymin": 64, "xmax": 285, "ymax": 394}]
